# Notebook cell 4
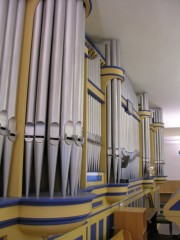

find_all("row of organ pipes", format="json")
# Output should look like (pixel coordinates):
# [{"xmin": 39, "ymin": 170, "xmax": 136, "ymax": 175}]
[
  {"xmin": 121, "ymin": 75, "xmax": 140, "ymax": 180},
  {"xmin": 87, "ymin": 95, "xmax": 101, "ymax": 172},
  {"xmin": 25, "ymin": 0, "xmax": 85, "ymax": 197},
  {"xmin": 138, "ymin": 92, "xmax": 151, "ymax": 177},
  {"xmin": 87, "ymin": 52, "xmax": 102, "ymax": 172},
  {"xmin": 0, "ymin": 0, "xmax": 26, "ymax": 197},
  {"xmin": 0, "ymin": 0, "xmax": 165, "ymax": 198},
  {"xmin": 105, "ymin": 40, "xmax": 140, "ymax": 183},
  {"xmin": 151, "ymin": 108, "xmax": 165, "ymax": 176}
]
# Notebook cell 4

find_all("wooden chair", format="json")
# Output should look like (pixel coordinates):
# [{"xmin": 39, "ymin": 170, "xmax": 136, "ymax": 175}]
[
  {"xmin": 145, "ymin": 193, "xmax": 172, "ymax": 235},
  {"xmin": 156, "ymin": 202, "xmax": 172, "ymax": 235}
]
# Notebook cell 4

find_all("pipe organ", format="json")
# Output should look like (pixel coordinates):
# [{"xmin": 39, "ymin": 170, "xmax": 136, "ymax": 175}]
[
  {"xmin": 138, "ymin": 92, "xmax": 151, "ymax": 177},
  {"xmin": 151, "ymin": 108, "xmax": 165, "ymax": 177},
  {"xmin": 121, "ymin": 74, "xmax": 140, "ymax": 180},
  {"xmin": 0, "ymin": 0, "xmax": 166, "ymax": 239},
  {"xmin": 24, "ymin": 0, "xmax": 86, "ymax": 198},
  {"xmin": 0, "ymin": 0, "xmax": 26, "ymax": 198}
]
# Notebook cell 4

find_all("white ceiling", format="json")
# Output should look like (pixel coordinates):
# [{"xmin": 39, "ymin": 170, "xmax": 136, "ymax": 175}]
[{"xmin": 86, "ymin": 0, "xmax": 180, "ymax": 128}]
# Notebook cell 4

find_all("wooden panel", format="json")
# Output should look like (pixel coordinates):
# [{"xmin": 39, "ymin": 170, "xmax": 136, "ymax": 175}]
[
  {"xmin": 159, "ymin": 180, "xmax": 180, "ymax": 194},
  {"xmin": 114, "ymin": 207, "xmax": 147, "ymax": 240}
]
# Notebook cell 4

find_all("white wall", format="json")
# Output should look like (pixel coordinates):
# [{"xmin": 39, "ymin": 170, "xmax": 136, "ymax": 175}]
[{"xmin": 164, "ymin": 128, "xmax": 180, "ymax": 180}]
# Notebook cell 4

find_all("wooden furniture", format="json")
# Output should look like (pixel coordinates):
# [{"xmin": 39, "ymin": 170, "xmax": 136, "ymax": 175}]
[
  {"xmin": 111, "ymin": 229, "xmax": 132, "ymax": 240},
  {"xmin": 147, "ymin": 208, "xmax": 158, "ymax": 222},
  {"xmin": 146, "ymin": 208, "xmax": 158, "ymax": 237},
  {"xmin": 114, "ymin": 207, "xmax": 158, "ymax": 240},
  {"xmin": 164, "ymin": 188, "xmax": 180, "ymax": 230},
  {"xmin": 114, "ymin": 207, "xmax": 147, "ymax": 240},
  {"xmin": 159, "ymin": 180, "xmax": 180, "ymax": 203},
  {"xmin": 156, "ymin": 214, "xmax": 172, "ymax": 235}
]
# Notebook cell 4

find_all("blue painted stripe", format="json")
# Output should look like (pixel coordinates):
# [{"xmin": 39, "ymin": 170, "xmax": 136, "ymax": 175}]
[
  {"xmin": 18, "ymin": 213, "xmax": 90, "ymax": 226},
  {"xmin": 20, "ymin": 193, "xmax": 95, "ymax": 206},
  {"xmin": 91, "ymin": 223, "xmax": 96, "ymax": 240},
  {"xmin": 106, "ymin": 192, "xmax": 127, "ymax": 196},
  {"xmin": 0, "ymin": 199, "xmax": 20, "ymax": 208},
  {"xmin": 85, "ymin": 35, "xmax": 105, "ymax": 62},
  {"xmin": 170, "ymin": 200, "xmax": 180, "ymax": 211},
  {"xmin": 85, "ymin": 53, "xmax": 89, "ymax": 58},
  {"xmin": 99, "ymin": 219, "xmax": 103, "ymax": 240},
  {"xmin": 0, "ymin": 218, "xmax": 18, "ymax": 229},
  {"xmin": 92, "ymin": 201, "xmax": 103, "ymax": 208},
  {"xmin": 128, "ymin": 190, "xmax": 134, "ymax": 194},
  {"xmin": 132, "ymin": 112, "xmax": 141, "ymax": 122},
  {"xmin": 88, "ymin": 89, "xmax": 105, "ymax": 104},
  {"xmin": 87, "ymin": 175, "xmax": 102, "ymax": 182},
  {"xmin": 108, "ymin": 183, "xmax": 129, "ymax": 187},
  {"xmin": 106, "ymin": 214, "xmax": 114, "ymax": 240},
  {"xmin": 121, "ymin": 96, "xmax": 140, "ymax": 122},
  {"xmin": 94, "ymin": 193, "xmax": 107, "ymax": 198},
  {"xmin": 88, "ymin": 79, "xmax": 105, "ymax": 95}
]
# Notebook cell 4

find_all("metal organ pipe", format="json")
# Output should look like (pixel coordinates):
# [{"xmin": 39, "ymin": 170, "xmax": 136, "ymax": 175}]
[
  {"xmin": 34, "ymin": 0, "xmax": 55, "ymax": 197},
  {"xmin": 3, "ymin": 0, "xmax": 26, "ymax": 198},
  {"xmin": 0, "ymin": 0, "xmax": 18, "ymax": 166},
  {"xmin": 71, "ymin": 0, "xmax": 85, "ymax": 196},
  {"xmin": 139, "ymin": 92, "xmax": 151, "ymax": 177},
  {"xmin": 25, "ymin": 0, "xmax": 43, "ymax": 197},
  {"xmin": 0, "ymin": 0, "xmax": 9, "ymax": 70},
  {"xmin": 111, "ymin": 40, "xmax": 119, "ymax": 183},
  {"xmin": 47, "ymin": 0, "xmax": 66, "ymax": 197},
  {"xmin": 121, "ymin": 75, "xmax": 139, "ymax": 180},
  {"xmin": 154, "ymin": 108, "xmax": 164, "ymax": 176},
  {"xmin": 24, "ymin": 0, "xmax": 86, "ymax": 197},
  {"xmin": 105, "ymin": 42, "xmax": 112, "ymax": 183},
  {"xmin": 116, "ymin": 40, "xmax": 122, "ymax": 182},
  {"xmin": 61, "ymin": 0, "xmax": 76, "ymax": 196}
]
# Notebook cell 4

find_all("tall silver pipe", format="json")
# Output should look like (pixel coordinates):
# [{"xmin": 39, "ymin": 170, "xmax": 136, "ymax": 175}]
[
  {"xmin": 116, "ymin": 40, "xmax": 122, "ymax": 182},
  {"xmin": 111, "ymin": 40, "xmax": 119, "ymax": 182},
  {"xmin": 47, "ymin": 0, "xmax": 66, "ymax": 198},
  {"xmin": 71, "ymin": 0, "xmax": 84, "ymax": 196},
  {"xmin": 3, "ymin": 0, "xmax": 26, "ymax": 198},
  {"xmin": 89, "ymin": 95, "xmax": 92, "ymax": 171},
  {"xmin": 0, "ymin": 0, "xmax": 9, "ymax": 69},
  {"xmin": 34, "ymin": 0, "xmax": 54, "ymax": 197},
  {"xmin": 25, "ymin": 1, "xmax": 43, "ymax": 197},
  {"xmin": 0, "ymin": 0, "xmax": 18, "ymax": 166},
  {"xmin": 105, "ymin": 42, "xmax": 112, "ymax": 183},
  {"xmin": 87, "ymin": 94, "xmax": 91, "ymax": 171},
  {"xmin": 61, "ymin": 0, "xmax": 76, "ymax": 196},
  {"xmin": 75, "ymin": 4, "xmax": 85, "ymax": 192}
]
